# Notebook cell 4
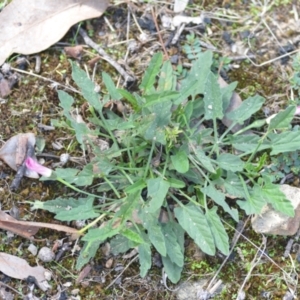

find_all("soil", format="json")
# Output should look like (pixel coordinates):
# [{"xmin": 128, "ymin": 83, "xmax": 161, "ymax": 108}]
[{"xmin": 0, "ymin": 0, "xmax": 300, "ymax": 299}]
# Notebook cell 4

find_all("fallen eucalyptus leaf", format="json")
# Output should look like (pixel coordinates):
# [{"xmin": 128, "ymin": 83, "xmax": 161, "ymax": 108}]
[
  {"xmin": 0, "ymin": 0, "xmax": 109, "ymax": 65},
  {"xmin": 0, "ymin": 252, "xmax": 49, "ymax": 291}
]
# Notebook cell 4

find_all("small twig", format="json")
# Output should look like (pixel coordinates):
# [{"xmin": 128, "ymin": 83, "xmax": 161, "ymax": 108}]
[
  {"xmin": 105, "ymin": 255, "xmax": 138, "ymax": 289},
  {"xmin": 11, "ymin": 67, "xmax": 80, "ymax": 94},
  {"xmin": 284, "ymin": 238, "xmax": 295, "ymax": 258},
  {"xmin": 129, "ymin": 6, "xmax": 144, "ymax": 35},
  {"xmin": 228, "ymin": 54, "xmax": 256, "ymax": 61},
  {"xmin": 222, "ymin": 218, "xmax": 297, "ymax": 282},
  {"xmin": 162, "ymin": 268, "xmax": 179, "ymax": 292},
  {"xmin": 78, "ymin": 28, "xmax": 135, "ymax": 84},
  {"xmin": 104, "ymin": 16, "xmax": 115, "ymax": 32},
  {"xmin": 151, "ymin": 7, "xmax": 169, "ymax": 60},
  {"xmin": 236, "ymin": 235, "xmax": 267, "ymax": 299},
  {"xmin": 208, "ymin": 279, "xmax": 223, "ymax": 295},
  {"xmin": 206, "ymin": 217, "xmax": 250, "ymax": 290},
  {"xmin": 246, "ymin": 43, "xmax": 300, "ymax": 67},
  {"xmin": 34, "ymin": 55, "xmax": 41, "ymax": 73},
  {"xmin": 171, "ymin": 23, "xmax": 186, "ymax": 45},
  {"xmin": 0, "ymin": 281, "xmax": 24, "ymax": 297}
]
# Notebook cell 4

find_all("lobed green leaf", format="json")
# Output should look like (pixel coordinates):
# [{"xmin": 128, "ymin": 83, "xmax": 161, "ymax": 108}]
[
  {"xmin": 203, "ymin": 71, "xmax": 223, "ymax": 120},
  {"xmin": 174, "ymin": 204, "xmax": 215, "ymax": 255},
  {"xmin": 138, "ymin": 209, "xmax": 166, "ymax": 256},
  {"xmin": 226, "ymin": 94, "xmax": 265, "ymax": 124},
  {"xmin": 76, "ymin": 240, "xmax": 101, "ymax": 270},
  {"xmin": 171, "ymin": 150, "xmax": 189, "ymax": 173},
  {"xmin": 161, "ymin": 223, "xmax": 184, "ymax": 267},
  {"xmin": 139, "ymin": 52, "xmax": 163, "ymax": 94},
  {"xmin": 71, "ymin": 61, "xmax": 102, "ymax": 111},
  {"xmin": 270, "ymin": 131, "xmax": 300, "ymax": 155},
  {"xmin": 216, "ymin": 153, "xmax": 244, "ymax": 172},
  {"xmin": 147, "ymin": 178, "xmax": 170, "ymax": 212},
  {"xmin": 206, "ymin": 207, "xmax": 230, "ymax": 255},
  {"xmin": 201, "ymin": 184, "xmax": 239, "ymax": 222},
  {"xmin": 138, "ymin": 242, "xmax": 152, "ymax": 278},
  {"xmin": 268, "ymin": 106, "xmax": 295, "ymax": 131},
  {"xmin": 161, "ymin": 255, "xmax": 183, "ymax": 284}
]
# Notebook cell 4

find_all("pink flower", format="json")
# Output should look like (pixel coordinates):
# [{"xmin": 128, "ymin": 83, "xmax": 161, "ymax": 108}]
[
  {"xmin": 25, "ymin": 157, "xmax": 52, "ymax": 177},
  {"xmin": 295, "ymin": 106, "xmax": 300, "ymax": 115}
]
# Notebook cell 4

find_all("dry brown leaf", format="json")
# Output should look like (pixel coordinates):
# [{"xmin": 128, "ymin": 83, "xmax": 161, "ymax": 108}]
[
  {"xmin": 64, "ymin": 45, "xmax": 84, "ymax": 59},
  {"xmin": 0, "ymin": 0, "xmax": 109, "ymax": 65},
  {"xmin": 0, "ymin": 78, "xmax": 11, "ymax": 97},
  {"xmin": 0, "ymin": 252, "xmax": 49, "ymax": 291},
  {"xmin": 0, "ymin": 133, "xmax": 38, "ymax": 178},
  {"xmin": 218, "ymin": 76, "xmax": 244, "ymax": 133},
  {"xmin": 76, "ymin": 264, "xmax": 92, "ymax": 284},
  {"xmin": 0, "ymin": 211, "xmax": 80, "ymax": 240}
]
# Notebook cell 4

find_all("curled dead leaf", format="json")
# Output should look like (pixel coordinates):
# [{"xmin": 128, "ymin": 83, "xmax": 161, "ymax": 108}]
[
  {"xmin": 0, "ymin": 0, "xmax": 109, "ymax": 65},
  {"xmin": 0, "ymin": 252, "xmax": 49, "ymax": 291},
  {"xmin": 0, "ymin": 210, "xmax": 80, "ymax": 240},
  {"xmin": 64, "ymin": 45, "xmax": 84, "ymax": 59}
]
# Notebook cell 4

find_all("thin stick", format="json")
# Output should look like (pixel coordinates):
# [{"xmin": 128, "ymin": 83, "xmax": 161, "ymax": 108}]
[
  {"xmin": 11, "ymin": 67, "xmax": 80, "ymax": 94},
  {"xmin": 78, "ymin": 28, "xmax": 135, "ymax": 84},
  {"xmin": 171, "ymin": 23, "xmax": 185, "ymax": 45},
  {"xmin": 105, "ymin": 256, "xmax": 138, "ymax": 289},
  {"xmin": 151, "ymin": 7, "xmax": 169, "ymax": 60},
  {"xmin": 206, "ymin": 217, "xmax": 250, "ymax": 290},
  {"xmin": 236, "ymin": 235, "xmax": 267, "ymax": 299},
  {"xmin": 0, "ymin": 281, "xmax": 24, "ymax": 297}
]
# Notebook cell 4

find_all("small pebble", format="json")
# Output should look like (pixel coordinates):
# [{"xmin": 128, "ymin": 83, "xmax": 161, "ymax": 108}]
[
  {"xmin": 128, "ymin": 40, "xmax": 138, "ymax": 53},
  {"xmin": 44, "ymin": 270, "xmax": 52, "ymax": 281},
  {"xmin": 71, "ymin": 289, "xmax": 80, "ymax": 295},
  {"xmin": 60, "ymin": 153, "xmax": 70, "ymax": 165},
  {"xmin": 74, "ymin": 220, "xmax": 86, "ymax": 229},
  {"xmin": 1, "ymin": 63, "xmax": 11, "ymax": 74},
  {"xmin": 170, "ymin": 55, "xmax": 179, "ymax": 64},
  {"xmin": 28, "ymin": 244, "xmax": 38, "ymax": 256},
  {"xmin": 105, "ymin": 258, "xmax": 114, "ymax": 268},
  {"xmin": 38, "ymin": 247, "xmax": 55, "ymax": 262}
]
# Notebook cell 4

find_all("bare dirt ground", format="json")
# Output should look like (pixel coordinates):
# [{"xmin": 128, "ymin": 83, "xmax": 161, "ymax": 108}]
[{"xmin": 1, "ymin": 1, "xmax": 300, "ymax": 299}]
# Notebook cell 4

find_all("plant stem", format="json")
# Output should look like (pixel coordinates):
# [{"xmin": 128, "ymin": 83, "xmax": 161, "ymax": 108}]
[
  {"xmin": 119, "ymin": 168, "xmax": 134, "ymax": 184},
  {"xmin": 78, "ymin": 203, "xmax": 118, "ymax": 234},
  {"xmin": 162, "ymin": 147, "xmax": 169, "ymax": 177},
  {"xmin": 210, "ymin": 118, "xmax": 220, "ymax": 157},
  {"xmin": 189, "ymin": 155, "xmax": 211, "ymax": 183},
  {"xmin": 103, "ymin": 176, "xmax": 121, "ymax": 198},
  {"xmin": 246, "ymin": 132, "xmax": 268, "ymax": 164},
  {"xmin": 143, "ymin": 139, "xmax": 156, "ymax": 180},
  {"xmin": 57, "ymin": 177, "xmax": 101, "ymax": 198}
]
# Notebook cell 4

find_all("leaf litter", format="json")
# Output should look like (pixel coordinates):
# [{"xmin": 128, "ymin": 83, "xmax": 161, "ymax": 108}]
[
  {"xmin": 0, "ymin": 0, "xmax": 109, "ymax": 65},
  {"xmin": 0, "ymin": 252, "xmax": 50, "ymax": 291}
]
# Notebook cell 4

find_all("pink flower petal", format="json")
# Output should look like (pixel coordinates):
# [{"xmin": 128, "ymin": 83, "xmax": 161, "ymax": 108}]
[
  {"xmin": 295, "ymin": 106, "xmax": 300, "ymax": 115},
  {"xmin": 25, "ymin": 157, "xmax": 52, "ymax": 177}
]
